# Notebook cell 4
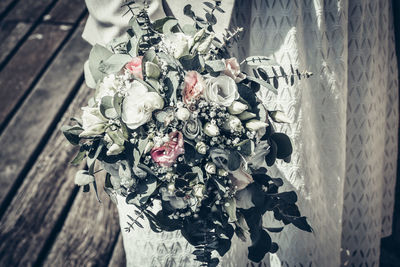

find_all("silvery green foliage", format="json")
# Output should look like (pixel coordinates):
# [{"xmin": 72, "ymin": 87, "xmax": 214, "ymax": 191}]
[{"xmin": 62, "ymin": 1, "xmax": 312, "ymax": 266}]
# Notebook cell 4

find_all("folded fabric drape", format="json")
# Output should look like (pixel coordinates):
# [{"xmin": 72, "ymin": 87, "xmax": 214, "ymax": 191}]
[{"xmin": 83, "ymin": 1, "xmax": 399, "ymax": 266}]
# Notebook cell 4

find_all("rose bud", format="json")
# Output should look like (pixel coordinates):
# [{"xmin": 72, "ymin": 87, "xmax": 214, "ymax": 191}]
[
  {"xmin": 205, "ymin": 162, "xmax": 217, "ymax": 174},
  {"xmin": 125, "ymin": 56, "xmax": 143, "ymax": 79},
  {"xmin": 182, "ymin": 71, "xmax": 206, "ymax": 104},
  {"xmin": 218, "ymin": 169, "xmax": 229, "ymax": 177},
  {"xmin": 223, "ymin": 57, "xmax": 246, "ymax": 83},
  {"xmin": 269, "ymin": 110, "xmax": 291, "ymax": 123},
  {"xmin": 223, "ymin": 115, "xmax": 243, "ymax": 132},
  {"xmin": 227, "ymin": 101, "xmax": 248, "ymax": 115},
  {"xmin": 176, "ymin": 107, "xmax": 191, "ymax": 121},
  {"xmin": 245, "ymin": 120, "xmax": 269, "ymax": 131},
  {"xmin": 195, "ymin": 141, "xmax": 207, "ymax": 154},
  {"xmin": 203, "ymin": 122, "xmax": 220, "ymax": 137}
]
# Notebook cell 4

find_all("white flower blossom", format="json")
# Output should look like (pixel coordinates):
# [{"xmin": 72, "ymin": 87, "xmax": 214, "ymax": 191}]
[{"xmin": 121, "ymin": 81, "xmax": 164, "ymax": 129}]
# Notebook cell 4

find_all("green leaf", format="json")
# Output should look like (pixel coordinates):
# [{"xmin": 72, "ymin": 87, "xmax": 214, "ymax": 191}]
[
  {"xmin": 71, "ymin": 150, "xmax": 86, "ymax": 165},
  {"xmin": 152, "ymin": 16, "xmax": 177, "ymax": 32},
  {"xmin": 99, "ymin": 54, "xmax": 132, "ymax": 75},
  {"xmin": 205, "ymin": 60, "xmax": 226, "ymax": 72},
  {"xmin": 243, "ymin": 56, "xmax": 271, "ymax": 66},
  {"xmin": 88, "ymin": 44, "xmax": 113, "ymax": 84},
  {"xmin": 179, "ymin": 54, "xmax": 203, "ymax": 71},
  {"xmin": 87, "ymin": 142, "xmax": 104, "ymax": 174},
  {"xmin": 61, "ymin": 125, "xmax": 83, "ymax": 145},
  {"xmin": 162, "ymin": 18, "xmax": 178, "ymax": 34},
  {"xmin": 182, "ymin": 24, "xmax": 197, "ymax": 36},
  {"xmin": 246, "ymin": 75, "xmax": 278, "ymax": 94},
  {"xmin": 129, "ymin": 16, "xmax": 144, "ymax": 39},
  {"xmin": 113, "ymin": 92, "xmax": 123, "ymax": 117},
  {"xmin": 227, "ymin": 150, "xmax": 241, "ymax": 171},
  {"xmin": 100, "ymin": 96, "xmax": 118, "ymax": 119},
  {"xmin": 236, "ymin": 139, "xmax": 254, "ymax": 156},
  {"xmin": 84, "ymin": 60, "xmax": 97, "ymax": 89},
  {"xmin": 203, "ymin": 2, "xmax": 215, "ymax": 9},
  {"xmin": 127, "ymin": 36, "xmax": 139, "ymax": 57},
  {"xmin": 164, "ymin": 71, "xmax": 180, "ymax": 103}
]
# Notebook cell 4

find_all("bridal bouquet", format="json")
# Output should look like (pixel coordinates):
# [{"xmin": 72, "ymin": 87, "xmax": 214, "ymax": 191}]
[{"xmin": 62, "ymin": 1, "xmax": 311, "ymax": 266}]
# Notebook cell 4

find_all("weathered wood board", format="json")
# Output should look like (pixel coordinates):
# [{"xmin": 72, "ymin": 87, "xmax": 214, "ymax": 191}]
[
  {"xmin": 0, "ymin": 82, "xmax": 90, "ymax": 266},
  {"xmin": 42, "ymin": 173, "xmax": 120, "ymax": 267},
  {"xmin": 0, "ymin": 22, "xmax": 90, "ymax": 212},
  {"xmin": 0, "ymin": 23, "xmax": 70, "ymax": 125}
]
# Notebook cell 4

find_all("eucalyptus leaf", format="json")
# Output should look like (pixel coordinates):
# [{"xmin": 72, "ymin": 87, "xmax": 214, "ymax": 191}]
[
  {"xmin": 71, "ymin": 150, "xmax": 86, "ymax": 165},
  {"xmin": 162, "ymin": 18, "xmax": 178, "ymax": 33},
  {"xmin": 84, "ymin": 60, "xmax": 97, "ymax": 89},
  {"xmin": 205, "ymin": 60, "xmax": 226, "ymax": 72},
  {"xmin": 61, "ymin": 125, "xmax": 83, "ymax": 145},
  {"xmin": 88, "ymin": 44, "xmax": 113, "ymax": 84},
  {"xmin": 243, "ymin": 56, "xmax": 271, "ymax": 66},
  {"xmin": 129, "ymin": 16, "xmax": 144, "ymax": 39},
  {"xmin": 246, "ymin": 76, "xmax": 278, "ymax": 94},
  {"xmin": 152, "ymin": 16, "xmax": 177, "ymax": 32},
  {"xmin": 98, "ymin": 54, "xmax": 132, "ymax": 74},
  {"xmin": 100, "ymin": 96, "xmax": 118, "ymax": 119}
]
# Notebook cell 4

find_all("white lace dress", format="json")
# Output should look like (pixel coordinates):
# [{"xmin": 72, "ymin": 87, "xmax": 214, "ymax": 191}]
[{"xmin": 87, "ymin": 0, "xmax": 398, "ymax": 266}]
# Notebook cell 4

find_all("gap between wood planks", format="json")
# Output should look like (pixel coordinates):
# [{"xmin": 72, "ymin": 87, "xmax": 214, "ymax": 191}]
[
  {"xmin": 0, "ymin": 11, "xmax": 88, "ymax": 135},
  {"xmin": 0, "ymin": 0, "xmax": 61, "ymax": 72}
]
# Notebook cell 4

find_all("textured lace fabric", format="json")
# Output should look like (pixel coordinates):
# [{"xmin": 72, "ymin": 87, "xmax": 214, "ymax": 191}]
[{"xmin": 115, "ymin": 0, "xmax": 398, "ymax": 266}]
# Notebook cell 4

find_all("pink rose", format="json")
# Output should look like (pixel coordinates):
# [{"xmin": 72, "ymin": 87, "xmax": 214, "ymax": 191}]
[
  {"xmin": 125, "ymin": 56, "xmax": 143, "ymax": 79},
  {"xmin": 223, "ymin": 58, "xmax": 246, "ymax": 83},
  {"xmin": 182, "ymin": 71, "xmax": 206, "ymax": 104},
  {"xmin": 151, "ymin": 131, "xmax": 185, "ymax": 167}
]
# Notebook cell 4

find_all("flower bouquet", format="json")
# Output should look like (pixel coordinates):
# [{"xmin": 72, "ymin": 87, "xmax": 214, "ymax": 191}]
[{"xmin": 62, "ymin": 1, "xmax": 312, "ymax": 266}]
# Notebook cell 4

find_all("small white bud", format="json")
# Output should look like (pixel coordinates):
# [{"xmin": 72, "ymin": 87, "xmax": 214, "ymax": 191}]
[
  {"xmin": 227, "ymin": 101, "xmax": 248, "ymax": 115},
  {"xmin": 203, "ymin": 122, "xmax": 220, "ymax": 137},
  {"xmin": 176, "ymin": 107, "xmax": 191, "ymax": 121},
  {"xmin": 245, "ymin": 120, "xmax": 268, "ymax": 131}
]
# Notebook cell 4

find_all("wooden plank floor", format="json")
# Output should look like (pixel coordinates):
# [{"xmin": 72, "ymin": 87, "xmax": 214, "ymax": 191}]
[{"xmin": 0, "ymin": 0, "xmax": 126, "ymax": 266}]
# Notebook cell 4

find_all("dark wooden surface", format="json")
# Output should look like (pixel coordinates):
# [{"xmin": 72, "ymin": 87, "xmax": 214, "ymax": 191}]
[{"xmin": 0, "ymin": 1, "xmax": 125, "ymax": 266}]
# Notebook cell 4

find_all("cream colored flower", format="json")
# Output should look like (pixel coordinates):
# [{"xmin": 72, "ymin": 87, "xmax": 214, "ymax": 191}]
[
  {"xmin": 204, "ymin": 76, "xmax": 239, "ymax": 107},
  {"xmin": 79, "ymin": 107, "xmax": 108, "ymax": 137},
  {"xmin": 121, "ymin": 81, "xmax": 164, "ymax": 129},
  {"xmin": 203, "ymin": 122, "xmax": 220, "ymax": 137}
]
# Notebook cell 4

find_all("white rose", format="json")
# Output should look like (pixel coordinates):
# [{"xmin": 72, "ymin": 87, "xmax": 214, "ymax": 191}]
[
  {"xmin": 122, "ymin": 81, "xmax": 164, "ymax": 129},
  {"xmin": 223, "ymin": 58, "xmax": 246, "ymax": 83},
  {"xmin": 79, "ymin": 107, "xmax": 108, "ymax": 137},
  {"xmin": 227, "ymin": 101, "xmax": 247, "ymax": 114},
  {"xmin": 203, "ymin": 122, "xmax": 220, "ymax": 137},
  {"xmin": 245, "ymin": 120, "xmax": 268, "ymax": 131},
  {"xmin": 176, "ymin": 107, "xmax": 190, "ymax": 121},
  {"xmin": 204, "ymin": 76, "xmax": 239, "ymax": 107},
  {"xmin": 163, "ymin": 33, "xmax": 192, "ymax": 59},
  {"xmin": 223, "ymin": 115, "xmax": 243, "ymax": 132}
]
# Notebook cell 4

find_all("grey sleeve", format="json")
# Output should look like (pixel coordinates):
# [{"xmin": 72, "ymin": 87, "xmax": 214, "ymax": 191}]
[{"xmin": 82, "ymin": 0, "xmax": 166, "ymax": 46}]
